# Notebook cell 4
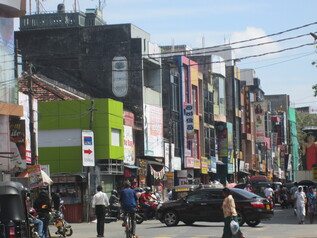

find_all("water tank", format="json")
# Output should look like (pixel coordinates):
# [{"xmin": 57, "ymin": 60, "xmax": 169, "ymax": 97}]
[{"xmin": 57, "ymin": 4, "xmax": 65, "ymax": 13}]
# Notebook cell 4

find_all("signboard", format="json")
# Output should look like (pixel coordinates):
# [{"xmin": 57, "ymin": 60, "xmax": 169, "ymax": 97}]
[
  {"xmin": 209, "ymin": 156, "xmax": 217, "ymax": 173},
  {"xmin": 172, "ymin": 156, "xmax": 182, "ymax": 171},
  {"xmin": 185, "ymin": 157, "xmax": 194, "ymax": 168},
  {"xmin": 124, "ymin": 125, "xmax": 135, "ymax": 165},
  {"xmin": 244, "ymin": 87, "xmax": 251, "ymax": 134},
  {"xmin": 164, "ymin": 143, "xmax": 174, "ymax": 171},
  {"xmin": 194, "ymin": 158, "xmax": 200, "ymax": 169},
  {"xmin": 144, "ymin": 104, "xmax": 164, "ymax": 157},
  {"xmin": 82, "ymin": 130, "xmax": 95, "ymax": 167},
  {"xmin": 166, "ymin": 172, "xmax": 174, "ymax": 189},
  {"xmin": 185, "ymin": 104, "xmax": 194, "ymax": 134},
  {"xmin": 254, "ymin": 101, "xmax": 266, "ymax": 143},
  {"xmin": 201, "ymin": 157, "xmax": 208, "ymax": 174},
  {"xmin": 27, "ymin": 165, "xmax": 43, "ymax": 188},
  {"xmin": 112, "ymin": 56, "xmax": 128, "ymax": 97}
]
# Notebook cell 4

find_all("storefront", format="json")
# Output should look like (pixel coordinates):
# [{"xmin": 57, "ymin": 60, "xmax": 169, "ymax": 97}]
[{"xmin": 51, "ymin": 174, "xmax": 85, "ymax": 223}]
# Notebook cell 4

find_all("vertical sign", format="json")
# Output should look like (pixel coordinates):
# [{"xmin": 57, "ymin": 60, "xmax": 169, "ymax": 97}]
[
  {"xmin": 82, "ymin": 130, "xmax": 95, "ymax": 167},
  {"xmin": 112, "ymin": 56, "xmax": 128, "ymax": 97},
  {"xmin": 244, "ymin": 87, "xmax": 251, "ymax": 134},
  {"xmin": 124, "ymin": 125, "xmax": 135, "ymax": 165},
  {"xmin": 254, "ymin": 101, "xmax": 265, "ymax": 143},
  {"xmin": 185, "ymin": 104, "xmax": 194, "ymax": 134}
]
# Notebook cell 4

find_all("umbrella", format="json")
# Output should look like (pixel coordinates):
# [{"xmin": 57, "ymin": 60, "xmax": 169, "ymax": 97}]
[
  {"xmin": 226, "ymin": 183, "xmax": 237, "ymax": 188},
  {"xmin": 18, "ymin": 169, "xmax": 53, "ymax": 186},
  {"xmin": 298, "ymin": 180, "xmax": 315, "ymax": 186}
]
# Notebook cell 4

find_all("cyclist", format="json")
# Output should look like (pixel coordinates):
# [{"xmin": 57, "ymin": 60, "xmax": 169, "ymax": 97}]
[{"xmin": 120, "ymin": 181, "xmax": 138, "ymax": 238}]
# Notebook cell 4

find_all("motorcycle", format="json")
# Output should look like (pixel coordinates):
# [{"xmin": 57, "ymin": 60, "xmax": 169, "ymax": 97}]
[
  {"xmin": 50, "ymin": 201, "xmax": 73, "ymax": 237},
  {"xmin": 136, "ymin": 201, "xmax": 159, "ymax": 224},
  {"xmin": 105, "ymin": 205, "xmax": 122, "ymax": 223}
]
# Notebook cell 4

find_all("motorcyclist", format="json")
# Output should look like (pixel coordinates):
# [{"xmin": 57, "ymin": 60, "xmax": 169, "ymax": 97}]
[
  {"xmin": 139, "ymin": 187, "xmax": 155, "ymax": 219},
  {"xmin": 109, "ymin": 189, "xmax": 120, "ymax": 217},
  {"xmin": 28, "ymin": 207, "xmax": 44, "ymax": 238},
  {"xmin": 264, "ymin": 184, "xmax": 274, "ymax": 198}
]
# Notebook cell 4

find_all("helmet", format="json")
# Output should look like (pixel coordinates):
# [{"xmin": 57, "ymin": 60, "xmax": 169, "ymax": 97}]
[
  {"xmin": 111, "ymin": 189, "xmax": 118, "ymax": 195},
  {"xmin": 267, "ymin": 184, "xmax": 271, "ymax": 188},
  {"xmin": 145, "ymin": 187, "xmax": 151, "ymax": 193},
  {"xmin": 28, "ymin": 207, "xmax": 37, "ymax": 217}
]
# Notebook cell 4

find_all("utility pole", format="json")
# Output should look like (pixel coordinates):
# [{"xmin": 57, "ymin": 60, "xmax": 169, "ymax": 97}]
[{"xmin": 27, "ymin": 62, "xmax": 36, "ymax": 165}]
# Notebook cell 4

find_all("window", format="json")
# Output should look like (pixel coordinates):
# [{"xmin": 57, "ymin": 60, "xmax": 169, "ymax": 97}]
[
  {"xmin": 192, "ymin": 86, "xmax": 198, "ymax": 114},
  {"xmin": 187, "ymin": 190, "xmax": 211, "ymax": 202},
  {"xmin": 111, "ymin": 128, "xmax": 121, "ymax": 146},
  {"xmin": 171, "ymin": 75, "xmax": 179, "ymax": 112}
]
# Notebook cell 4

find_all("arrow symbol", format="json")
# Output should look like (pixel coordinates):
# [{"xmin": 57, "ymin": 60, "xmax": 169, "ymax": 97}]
[{"xmin": 84, "ymin": 149, "xmax": 93, "ymax": 154}]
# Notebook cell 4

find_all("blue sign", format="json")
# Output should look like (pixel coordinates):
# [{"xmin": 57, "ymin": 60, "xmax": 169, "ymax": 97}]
[{"xmin": 84, "ymin": 136, "xmax": 93, "ymax": 145}]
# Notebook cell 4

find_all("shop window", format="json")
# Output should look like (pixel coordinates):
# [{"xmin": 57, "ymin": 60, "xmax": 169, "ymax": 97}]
[{"xmin": 111, "ymin": 128, "xmax": 121, "ymax": 146}]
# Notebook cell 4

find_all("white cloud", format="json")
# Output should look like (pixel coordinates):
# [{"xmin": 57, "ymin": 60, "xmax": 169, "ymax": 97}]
[{"xmin": 231, "ymin": 27, "xmax": 280, "ymax": 59}]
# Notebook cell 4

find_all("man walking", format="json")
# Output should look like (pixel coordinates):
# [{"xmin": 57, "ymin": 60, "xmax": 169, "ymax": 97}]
[
  {"xmin": 294, "ymin": 186, "xmax": 307, "ymax": 224},
  {"xmin": 92, "ymin": 185, "xmax": 109, "ymax": 237}
]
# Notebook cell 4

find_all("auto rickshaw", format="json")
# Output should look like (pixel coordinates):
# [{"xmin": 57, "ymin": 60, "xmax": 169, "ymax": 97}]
[{"xmin": 0, "ymin": 181, "xmax": 29, "ymax": 238}]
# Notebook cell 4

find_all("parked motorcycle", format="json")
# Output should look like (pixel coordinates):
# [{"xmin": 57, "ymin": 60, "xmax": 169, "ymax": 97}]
[
  {"xmin": 50, "ymin": 201, "xmax": 73, "ymax": 237},
  {"xmin": 136, "ymin": 201, "xmax": 159, "ymax": 224}
]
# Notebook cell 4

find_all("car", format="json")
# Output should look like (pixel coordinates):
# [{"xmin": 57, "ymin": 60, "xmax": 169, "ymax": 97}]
[{"xmin": 156, "ymin": 188, "xmax": 274, "ymax": 227}]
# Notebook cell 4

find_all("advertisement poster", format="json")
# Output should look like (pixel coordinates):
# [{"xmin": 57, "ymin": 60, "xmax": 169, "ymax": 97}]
[
  {"xmin": 124, "ymin": 125, "xmax": 135, "ymax": 165},
  {"xmin": 201, "ymin": 157, "xmax": 208, "ymax": 174},
  {"xmin": 254, "ymin": 101, "xmax": 266, "ymax": 143},
  {"xmin": 185, "ymin": 157, "xmax": 194, "ymax": 168},
  {"xmin": 28, "ymin": 165, "xmax": 43, "ymax": 188},
  {"xmin": 194, "ymin": 158, "xmax": 200, "ymax": 169},
  {"xmin": 165, "ymin": 172, "xmax": 174, "ymax": 189},
  {"xmin": 217, "ymin": 125, "xmax": 228, "ymax": 158},
  {"xmin": 144, "ymin": 104, "xmax": 164, "ymax": 157}
]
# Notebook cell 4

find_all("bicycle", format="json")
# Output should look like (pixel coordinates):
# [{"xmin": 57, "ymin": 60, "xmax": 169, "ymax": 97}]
[{"xmin": 123, "ymin": 211, "xmax": 137, "ymax": 238}]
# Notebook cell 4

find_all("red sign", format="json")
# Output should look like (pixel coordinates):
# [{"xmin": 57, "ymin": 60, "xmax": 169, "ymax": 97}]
[{"xmin": 244, "ymin": 87, "xmax": 251, "ymax": 134}]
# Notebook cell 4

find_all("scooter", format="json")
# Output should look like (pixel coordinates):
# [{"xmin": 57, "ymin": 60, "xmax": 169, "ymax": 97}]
[{"xmin": 136, "ymin": 201, "xmax": 159, "ymax": 224}]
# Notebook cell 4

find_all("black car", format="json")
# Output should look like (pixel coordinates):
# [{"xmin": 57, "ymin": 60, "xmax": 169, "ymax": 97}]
[{"xmin": 156, "ymin": 188, "xmax": 274, "ymax": 227}]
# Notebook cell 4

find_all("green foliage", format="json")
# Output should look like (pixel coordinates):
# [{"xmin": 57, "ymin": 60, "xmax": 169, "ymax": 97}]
[{"xmin": 313, "ymin": 84, "xmax": 317, "ymax": 97}]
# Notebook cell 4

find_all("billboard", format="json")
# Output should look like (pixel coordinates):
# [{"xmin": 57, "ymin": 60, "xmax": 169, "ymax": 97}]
[
  {"xmin": 124, "ymin": 125, "xmax": 135, "ymax": 165},
  {"xmin": 254, "ymin": 101, "xmax": 266, "ymax": 143},
  {"xmin": 144, "ymin": 104, "xmax": 164, "ymax": 157}
]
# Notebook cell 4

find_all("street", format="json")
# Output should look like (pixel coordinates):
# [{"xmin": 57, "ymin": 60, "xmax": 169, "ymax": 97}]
[{"xmin": 57, "ymin": 206, "xmax": 317, "ymax": 238}]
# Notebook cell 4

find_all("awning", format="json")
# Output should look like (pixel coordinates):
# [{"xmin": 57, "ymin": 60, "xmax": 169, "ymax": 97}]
[{"xmin": 124, "ymin": 165, "xmax": 141, "ymax": 169}]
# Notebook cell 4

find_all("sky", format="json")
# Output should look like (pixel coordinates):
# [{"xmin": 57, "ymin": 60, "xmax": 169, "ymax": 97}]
[{"xmin": 24, "ymin": 0, "xmax": 317, "ymax": 110}]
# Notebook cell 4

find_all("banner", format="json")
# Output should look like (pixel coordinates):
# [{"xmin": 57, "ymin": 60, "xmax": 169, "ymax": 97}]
[
  {"xmin": 124, "ymin": 125, "xmax": 135, "ymax": 165},
  {"xmin": 201, "ymin": 157, "xmax": 208, "ymax": 174},
  {"xmin": 254, "ymin": 101, "xmax": 266, "ymax": 143},
  {"xmin": 28, "ymin": 165, "xmax": 43, "ymax": 188},
  {"xmin": 144, "ymin": 104, "xmax": 164, "ymax": 157}
]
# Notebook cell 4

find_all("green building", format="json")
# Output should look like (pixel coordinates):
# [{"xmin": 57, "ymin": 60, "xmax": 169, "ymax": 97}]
[{"xmin": 38, "ymin": 98, "xmax": 123, "ymax": 222}]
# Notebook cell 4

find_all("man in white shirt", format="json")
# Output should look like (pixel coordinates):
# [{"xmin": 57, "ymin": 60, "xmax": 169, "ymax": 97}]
[
  {"xmin": 92, "ymin": 185, "xmax": 109, "ymax": 237},
  {"xmin": 264, "ymin": 184, "xmax": 274, "ymax": 197},
  {"xmin": 294, "ymin": 186, "xmax": 306, "ymax": 224}
]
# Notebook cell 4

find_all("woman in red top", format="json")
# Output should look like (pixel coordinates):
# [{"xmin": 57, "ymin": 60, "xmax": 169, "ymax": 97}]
[{"xmin": 302, "ymin": 134, "xmax": 317, "ymax": 170}]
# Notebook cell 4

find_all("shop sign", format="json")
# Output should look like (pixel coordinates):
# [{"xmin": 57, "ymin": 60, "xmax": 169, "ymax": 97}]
[
  {"xmin": 239, "ymin": 160, "xmax": 245, "ymax": 172},
  {"xmin": 244, "ymin": 87, "xmax": 251, "ymax": 134},
  {"xmin": 185, "ymin": 157, "xmax": 194, "ymax": 168},
  {"xmin": 144, "ymin": 104, "xmax": 164, "ymax": 157},
  {"xmin": 185, "ymin": 104, "xmax": 194, "ymax": 134},
  {"xmin": 244, "ymin": 163, "xmax": 249, "ymax": 171},
  {"xmin": 112, "ymin": 56, "xmax": 128, "ymax": 97},
  {"xmin": 209, "ymin": 157, "xmax": 217, "ymax": 173},
  {"xmin": 82, "ymin": 130, "xmax": 95, "ymax": 167},
  {"xmin": 124, "ymin": 125, "xmax": 135, "ymax": 165},
  {"xmin": 27, "ymin": 165, "xmax": 43, "ymax": 188},
  {"xmin": 201, "ymin": 157, "xmax": 208, "ymax": 174},
  {"xmin": 194, "ymin": 158, "xmax": 200, "ymax": 169}
]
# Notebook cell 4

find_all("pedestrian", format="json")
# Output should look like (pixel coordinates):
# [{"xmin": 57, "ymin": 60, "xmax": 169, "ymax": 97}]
[
  {"xmin": 120, "ymin": 181, "xmax": 138, "ymax": 238},
  {"xmin": 92, "ymin": 185, "xmax": 109, "ymax": 237},
  {"xmin": 167, "ymin": 188, "xmax": 172, "ymax": 200},
  {"xmin": 290, "ymin": 182, "xmax": 298, "ymax": 208},
  {"xmin": 307, "ymin": 186, "xmax": 316, "ymax": 224},
  {"xmin": 294, "ymin": 186, "xmax": 307, "ymax": 224},
  {"xmin": 33, "ymin": 190, "xmax": 51, "ymax": 238},
  {"xmin": 221, "ymin": 188, "xmax": 245, "ymax": 238}
]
